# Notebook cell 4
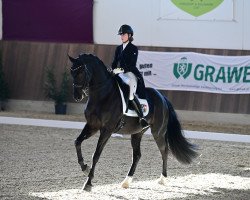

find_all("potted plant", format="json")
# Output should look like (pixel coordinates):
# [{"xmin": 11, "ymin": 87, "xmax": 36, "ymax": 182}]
[
  {"xmin": 44, "ymin": 67, "xmax": 70, "ymax": 114},
  {"xmin": 0, "ymin": 55, "xmax": 10, "ymax": 111}
]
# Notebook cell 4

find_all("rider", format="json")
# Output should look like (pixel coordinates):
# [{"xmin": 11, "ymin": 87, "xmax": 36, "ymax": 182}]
[{"xmin": 112, "ymin": 24, "xmax": 150, "ymax": 130}]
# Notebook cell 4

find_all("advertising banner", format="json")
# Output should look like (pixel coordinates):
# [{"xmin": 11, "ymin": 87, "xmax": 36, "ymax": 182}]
[
  {"xmin": 160, "ymin": 0, "xmax": 234, "ymax": 21},
  {"xmin": 137, "ymin": 51, "xmax": 250, "ymax": 94}
]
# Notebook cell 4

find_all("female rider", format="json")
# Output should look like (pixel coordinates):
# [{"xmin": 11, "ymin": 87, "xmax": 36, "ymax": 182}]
[{"xmin": 112, "ymin": 24, "xmax": 149, "ymax": 130}]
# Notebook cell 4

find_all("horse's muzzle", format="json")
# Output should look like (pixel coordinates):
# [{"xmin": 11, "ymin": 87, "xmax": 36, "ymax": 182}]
[
  {"xmin": 73, "ymin": 88, "xmax": 85, "ymax": 102},
  {"xmin": 74, "ymin": 95, "xmax": 84, "ymax": 102}
]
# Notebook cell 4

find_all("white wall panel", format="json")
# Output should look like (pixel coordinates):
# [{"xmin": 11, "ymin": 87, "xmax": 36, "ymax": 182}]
[
  {"xmin": 93, "ymin": 0, "xmax": 152, "ymax": 46},
  {"xmin": 93, "ymin": 0, "xmax": 250, "ymax": 50},
  {"xmin": 243, "ymin": 0, "xmax": 250, "ymax": 49}
]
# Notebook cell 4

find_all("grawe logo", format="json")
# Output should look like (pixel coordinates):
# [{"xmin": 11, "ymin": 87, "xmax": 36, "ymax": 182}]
[{"xmin": 173, "ymin": 57, "xmax": 192, "ymax": 79}]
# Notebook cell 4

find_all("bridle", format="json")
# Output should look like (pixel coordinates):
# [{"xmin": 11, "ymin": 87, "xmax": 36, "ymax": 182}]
[
  {"xmin": 70, "ymin": 56, "xmax": 112, "ymax": 99},
  {"xmin": 70, "ymin": 63, "xmax": 90, "ymax": 97}
]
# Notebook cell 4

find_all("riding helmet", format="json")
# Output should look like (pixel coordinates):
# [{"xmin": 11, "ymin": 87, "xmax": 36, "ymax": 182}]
[{"xmin": 118, "ymin": 24, "xmax": 134, "ymax": 36}]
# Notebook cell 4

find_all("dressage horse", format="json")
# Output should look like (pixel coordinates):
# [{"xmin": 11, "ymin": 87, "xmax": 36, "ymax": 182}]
[{"xmin": 69, "ymin": 54, "xmax": 198, "ymax": 190}]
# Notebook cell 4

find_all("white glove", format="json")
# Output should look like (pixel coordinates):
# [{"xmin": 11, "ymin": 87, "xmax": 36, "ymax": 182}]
[{"xmin": 113, "ymin": 68, "xmax": 124, "ymax": 74}]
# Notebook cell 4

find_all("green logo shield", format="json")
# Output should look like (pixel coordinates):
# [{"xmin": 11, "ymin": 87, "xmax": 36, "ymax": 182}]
[
  {"xmin": 171, "ymin": 0, "xmax": 224, "ymax": 17},
  {"xmin": 173, "ymin": 57, "xmax": 192, "ymax": 79}
]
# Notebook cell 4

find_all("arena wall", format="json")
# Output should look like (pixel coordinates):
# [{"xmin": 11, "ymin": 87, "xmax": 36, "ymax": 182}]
[{"xmin": 1, "ymin": 40, "xmax": 250, "ymax": 114}]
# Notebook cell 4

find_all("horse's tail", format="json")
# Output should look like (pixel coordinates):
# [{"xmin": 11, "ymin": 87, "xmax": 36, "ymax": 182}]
[{"xmin": 164, "ymin": 96, "xmax": 198, "ymax": 164}]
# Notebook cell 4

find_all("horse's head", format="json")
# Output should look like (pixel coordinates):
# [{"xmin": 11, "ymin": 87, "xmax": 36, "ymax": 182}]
[{"xmin": 68, "ymin": 54, "xmax": 92, "ymax": 102}]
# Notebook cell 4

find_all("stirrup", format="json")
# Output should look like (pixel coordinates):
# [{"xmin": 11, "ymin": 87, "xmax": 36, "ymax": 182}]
[{"xmin": 139, "ymin": 118, "xmax": 150, "ymax": 130}]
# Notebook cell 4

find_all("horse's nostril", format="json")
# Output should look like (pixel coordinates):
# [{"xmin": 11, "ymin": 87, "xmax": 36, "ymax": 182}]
[
  {"xmin": 74, "ymin": 98, "xmax": 81, "ymax": 102},
  {"xmin": 74, "ymin": 94, "xmax": 84, "ymax": 102}
]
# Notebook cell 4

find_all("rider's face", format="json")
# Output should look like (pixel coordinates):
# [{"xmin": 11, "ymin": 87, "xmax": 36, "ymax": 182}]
[{"xmin": 120, "ymin": 33, "xmax": 129, "ymax": 43}]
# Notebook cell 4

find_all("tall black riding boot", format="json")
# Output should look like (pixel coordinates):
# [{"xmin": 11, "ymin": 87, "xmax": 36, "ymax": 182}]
[{"xmin": 131, "ymin": 96, "xmax": 150, "ymax": 130}]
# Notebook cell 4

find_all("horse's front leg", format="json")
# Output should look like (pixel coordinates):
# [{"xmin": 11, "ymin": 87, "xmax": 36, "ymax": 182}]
[
  {"xmin": 75, "ymin": 123, "xmax": 97, "ymax": 174},
  {"xmin": 121, "ymin": 132, "xmax": 143, "ymax": 188},
  {"xmin": 83, "ymin": 128, "xmax": 112, "ymax": 191}
]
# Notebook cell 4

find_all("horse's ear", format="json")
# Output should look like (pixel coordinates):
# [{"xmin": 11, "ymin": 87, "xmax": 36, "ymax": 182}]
[{"xmin": 68, "ymin": 54, "xmax": 76, "ymax": 63}]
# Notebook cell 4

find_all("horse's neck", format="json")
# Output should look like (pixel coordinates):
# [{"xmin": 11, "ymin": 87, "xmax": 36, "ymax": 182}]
[
  {"xmin": 86, "ymin": 63, "xmax": 121, "ymax": 115},
  {"xmin": 90, "ymin": 65, "xmax": 110, "ymax": 85},
  {"xmin": 88, "ymin": 67, "xmax": 115, "ymax": 98}
]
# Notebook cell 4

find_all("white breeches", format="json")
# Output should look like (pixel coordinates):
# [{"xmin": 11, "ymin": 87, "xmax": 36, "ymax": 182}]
[{"xmin": 118, "ymin": 72, "xmax": 137, "ymax": 100}]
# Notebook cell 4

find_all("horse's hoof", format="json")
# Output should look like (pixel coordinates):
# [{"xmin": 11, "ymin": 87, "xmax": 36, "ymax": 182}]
[
  {"xmin": 81, "ymin": 164, "xmax": 91, "ymax": 175},
  {"xmin": 157, "ymin": 174, "xmax": 167, "ymax": 185},
  {"xmin": 82, "ymin": 179, "xmax": 92, "ymax": 191},
  {"xmin": 121, "ymin": 176, "xmax": 133, "ymax": 189},
  {"xmin": 121, "ymin": 181, "xmax": 129, "ymax": 189},
  {"xmin": 82, "ymin": 184, "xmax": 92, "ymax": 192}
]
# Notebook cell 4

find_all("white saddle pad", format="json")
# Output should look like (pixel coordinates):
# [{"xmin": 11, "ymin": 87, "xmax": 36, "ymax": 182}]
[{"xmin": 117, "ymin": 84, "xmax": 149, "ymax": 117}]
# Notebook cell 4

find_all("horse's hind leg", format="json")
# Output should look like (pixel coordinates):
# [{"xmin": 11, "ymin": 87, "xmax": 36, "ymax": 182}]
[
  {"xmin": 152, "ymin": 129, "xmax": 168, "ymax": 185},
  {"xmin": 75, "ymin": 123, "xmax": 97, "ymax": 174},
  {"xmin": 121, "ymin": 132, "xmax": 143, "ymax": 188}
]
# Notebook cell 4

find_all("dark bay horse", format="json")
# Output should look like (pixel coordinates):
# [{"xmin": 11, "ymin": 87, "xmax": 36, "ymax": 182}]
[{"xmin": 69, "ymin": 54, "xmax": 198, "ymax": 190}]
